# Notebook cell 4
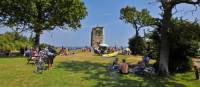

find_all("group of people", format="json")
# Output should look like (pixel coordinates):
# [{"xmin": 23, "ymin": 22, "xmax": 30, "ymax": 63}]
[
  {"xmin": 80, "ymin": 47, "xmax": 91, "ymax": 52},
  {"xmin": 59, "ymin": 47, "xmax": 91, "ymax": 56},
  {"xmin": 112, "ymin": 58, "xmax": 129, "ymax": 74},
  {"xmin": 107, "ymin": 47, "xmax": 118, "ymax": 53},
  {"xmin": 59, "ymin": 47, "xmax": 71, "ymax": 56},
  {"xmin": 122, "ymin": 48, "xmax": 131, "ymax": 55},
  {"xmin": 24, "ymin": 47, "xmax": 56, "ymax": 70},
  {"xmin": 111, "ymin": 54, "xmax": 151, "ymax": 75}
]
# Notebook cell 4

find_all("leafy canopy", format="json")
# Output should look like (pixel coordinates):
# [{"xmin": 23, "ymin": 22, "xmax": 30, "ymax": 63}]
[
  {"xmin": 0, "ymin": 0, "xmax": 88, "ymax": 32},
  {"xmin": 120, "ymin": 6, "xmax": 155, "ymax": 35},
  {"xmin": 148, "ymin": 18, "xmax": 200, "ymax": 73}
]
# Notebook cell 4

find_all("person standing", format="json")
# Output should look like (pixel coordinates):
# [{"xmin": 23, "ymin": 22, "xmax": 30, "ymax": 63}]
[{"xmin": 45, "ymin": 47, "xmax": 56, "ymax": 70}]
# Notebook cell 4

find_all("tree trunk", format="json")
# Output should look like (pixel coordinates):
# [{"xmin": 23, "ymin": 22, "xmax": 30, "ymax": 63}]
[
  {"xmin": 34, "ymin": 32, "xmax": 40, "ymax": 48},
  {"xmin": 135, "ymin": 28, "xmax": 139, "ymax": 38},
  {"xmin": 158, "ymin": 5, "xmax": 172, "ymax": 76},
  {"xmin": 133, "ymin": 24, "xmax": 139, "ymax": 38},
  {"xmin": 159, "ymin": 29, "xmax": 169, "ymax": 76}
]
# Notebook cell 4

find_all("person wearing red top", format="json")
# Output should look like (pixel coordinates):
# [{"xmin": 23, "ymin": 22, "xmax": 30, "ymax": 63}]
[
  {"xmin": 119, "ymin": 59, "xmax": 129, "ymax": 74},
  {"xmin": 31, "ymin": 48, "xmax": 39, "ymax": 60}
]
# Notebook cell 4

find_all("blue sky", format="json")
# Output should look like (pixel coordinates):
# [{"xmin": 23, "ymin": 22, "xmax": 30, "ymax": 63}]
[{"xmin": 0, "ymin": 0, "xmax": 199, "ymax": 47}]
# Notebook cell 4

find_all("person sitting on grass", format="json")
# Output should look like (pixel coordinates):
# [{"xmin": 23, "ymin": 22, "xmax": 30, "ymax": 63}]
[
  {"xmin": 24, "ymin": 48, "xmax": 32, "ymax": 57},
  {"xmin": 112, "ymin": 58, "xmax": 119, "ymax": 70},
  {"xmin": 119, "ymin": 59, "xmax": 129, "ymax": 74},
  {"xmin": 132, "ymin": 61, "xmax": 145, "ymax": 74},
  {"xmin": 142, "ymin": 54, "xmax": 151, "ymax": 66},
  {"xmin": 31, "ymin": 48, "xmax": 39, "ymax": 60}
]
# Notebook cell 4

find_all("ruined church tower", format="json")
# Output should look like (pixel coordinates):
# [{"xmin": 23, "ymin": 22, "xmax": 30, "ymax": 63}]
[{"xmin": 91, "ymin": 26, "xmax": 104, "ymax": 48}]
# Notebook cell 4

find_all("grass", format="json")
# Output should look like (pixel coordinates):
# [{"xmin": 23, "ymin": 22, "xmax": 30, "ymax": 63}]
[{"xmin": 0, "ymin": 52, "xmax": 200, "ymax": 87}]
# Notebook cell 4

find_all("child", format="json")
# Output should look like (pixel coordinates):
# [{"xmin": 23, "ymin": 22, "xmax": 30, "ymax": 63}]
[{"xmin": 112, "ymin": 58, "xmax": 119, "ymax": 70}]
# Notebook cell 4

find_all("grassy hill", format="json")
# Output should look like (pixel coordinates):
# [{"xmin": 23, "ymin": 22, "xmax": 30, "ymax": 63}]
[{"xmin": 0, "ymin": 52, "xmax": 199, "ymax": 87}]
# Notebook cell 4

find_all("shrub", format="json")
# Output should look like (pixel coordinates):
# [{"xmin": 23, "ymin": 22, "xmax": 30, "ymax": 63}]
[{"xmin": 128, "ymin": 36, "xmax": 146, "ymax": 55}]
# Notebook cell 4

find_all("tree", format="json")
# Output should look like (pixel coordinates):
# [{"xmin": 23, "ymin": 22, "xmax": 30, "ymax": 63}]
[
  {"xmin": 120, "ymin": 6, "xmax": 155, "ymax": 54},
  {"xmin": 148, "ymin": 18, "xmax": 200, "ymax": 73},
  {"xmin": 169, "ymin": 18, "xmax": 200, "ymax": 73},
  {"xmin": 120, "ymin": 6, "xmax": 155, "ymax": 37},
  {"xmin": 157, "ymin": 0, "xmax": 200, "ymax": 76},
  {"xmin": 0, "ymin": 32, "xmax": 32, "ymax": 51},
  {"xmin": 128, "ymin": 36, "xmax": 146, "ymax": 55},
  {"xmin": 0, "ymin": 0, "xmax": 87, "ymax": 47}
]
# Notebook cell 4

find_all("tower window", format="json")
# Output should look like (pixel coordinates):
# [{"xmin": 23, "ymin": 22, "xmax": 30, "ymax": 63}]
[{"xmin": 96, "ymin": 31, "xmax": 102, "ymax": 36}]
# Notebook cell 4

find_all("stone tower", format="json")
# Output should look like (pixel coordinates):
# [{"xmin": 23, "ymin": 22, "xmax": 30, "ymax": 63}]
[{"xmin": 91, "ymin": 26, "xmax": 104, "ymax": 48}]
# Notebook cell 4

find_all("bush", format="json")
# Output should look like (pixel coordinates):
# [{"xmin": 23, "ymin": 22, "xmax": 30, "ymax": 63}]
[
  {"xmin": 169, "ymin": 43, "xmax": 193, "ymax": 73},
  {"xmin": 147, "ymin": 19, "xmax": 200, "ymax": 73},
  {"xmin": 0, "ymin": 32, "xmax": 32, "ymax": 51},
  {"xmin": 128, "ymin": 36, "xmax": 146, "ymax": 55}
]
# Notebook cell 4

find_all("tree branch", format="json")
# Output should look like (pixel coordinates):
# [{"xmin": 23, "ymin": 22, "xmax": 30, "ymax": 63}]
[
  {"xmin": 172, "ymin": 6, "xmax": 178, "ymax": 15},
  {"xmin": 171, "ymin": 0, "xmax": 200, "ymax": 7}
]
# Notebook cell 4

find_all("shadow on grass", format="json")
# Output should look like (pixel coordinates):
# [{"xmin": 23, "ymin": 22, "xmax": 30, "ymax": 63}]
[
  {"xmin": 0, "ymin": 56, "xmax": 25, "ymax": 59},
  {"xmin": 56, "ymin": 61, "xmax": 186, "ymax": 87}
]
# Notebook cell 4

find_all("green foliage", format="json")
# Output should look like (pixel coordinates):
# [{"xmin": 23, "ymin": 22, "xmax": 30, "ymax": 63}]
[
  {"xmin": 197, "ymin": 43, "xmax": 200, "ymax": 56},
  {"xmin": 148, "ymin": 18, "xmax": 200, "ymax": 73},
  {"xmin": 0, "ymin": 0, "xmax": 87, "ymax": 30},
  {"xmin": 120, "ymin": 6, "xmax": 155, "ymax": 37},
  {"xmin": 120, "ymin": 6, "xmax": 156, "ymax": 55},
  {"xmin": 128, "ymin": 36, "xmax": 146, "ymax": 55},
  {"xmin": 156, "ymin": 0, "xmax": 200, "ymax": 76},
  {"xmin": 168, "ymin": 18, "xmax": 200, "ymax": 73},
  {"xmin": 0, "ymin": 0, "xmax": 88, "ymax": 46},
  {"xmin": 146, "ymin": 31, "xmax": 160, "ymax": 59},
  {"xmin": 0, "ymin": 32, "xmax": 33, "ymax": 51},
  {"xmin": 39, "ymin": 43, "xmax": 58, "ymax": 52},
  {"xmin": 120, "ymin": 5, "xmax": 156, "ymax": 55},
  {"xmin": 120, "ymin": 6, "xmax": 155, "ymax": 27}
]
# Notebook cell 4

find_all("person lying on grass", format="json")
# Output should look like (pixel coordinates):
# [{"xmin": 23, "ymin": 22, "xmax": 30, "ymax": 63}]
[
  {"xmin": 131, "ymin": 61, "xmax": 145, "ymax": 74},
  {"xmin": 129, "ymin": 54, "xmax": 151, "ymax": 74},
  {"xmin": 119, "ymin": 59, "xmax": 129, "ymax": 74}
]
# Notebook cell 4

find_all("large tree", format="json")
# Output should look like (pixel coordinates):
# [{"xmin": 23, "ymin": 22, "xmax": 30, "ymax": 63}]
[
  {"xmin": 120, "ymin": 1, "xmax": 200, "ymax": 75},
  {"xmin": 169, "ymin": 18, "xmax": 200, "ymax": 73},
  {"xmin": 148, "ymin": 18, "xmax": 200, "ymax": 73},
  {"xmin": 120, "ymin": 6, "xmax": 155, "ymax": 37},
  {"xmin": 120, "ymin": 6, "xmax": 155, "ymax": 54},
  {"xmin": 157, "ymin": 0, "xmax": 200, "ymax": 76},
  {"xmin": 0, "ymin": 0, "xmax": 87, "ymax": 47}
]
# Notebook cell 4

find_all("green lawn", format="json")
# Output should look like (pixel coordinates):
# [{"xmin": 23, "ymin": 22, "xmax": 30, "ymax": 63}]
[{"xmin": 0, "ymin": 52, "xmax": 199, "ymax": 87}]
